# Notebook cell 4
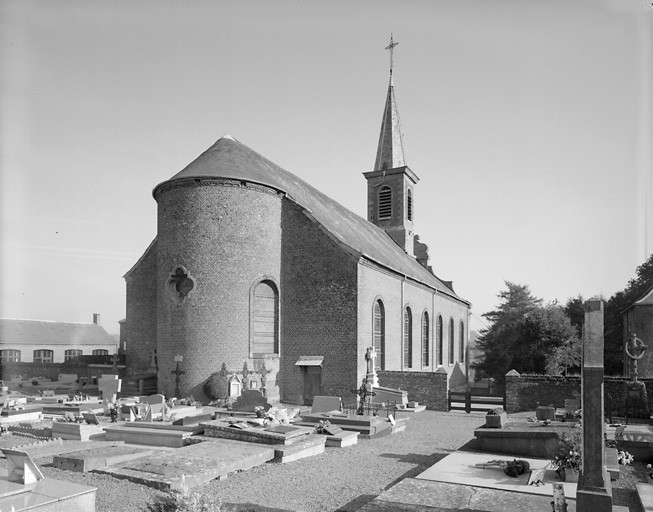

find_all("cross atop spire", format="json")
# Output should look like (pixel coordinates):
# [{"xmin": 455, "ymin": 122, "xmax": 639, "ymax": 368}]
[{"xmin": 385, "ymin": 34, "xmax": 399, "ymax": 76}]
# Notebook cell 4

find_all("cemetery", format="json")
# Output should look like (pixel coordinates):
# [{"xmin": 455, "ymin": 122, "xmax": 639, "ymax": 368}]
[{"xmin": 0, "ymin": 300, "xmax": 652, "ymax": 511}]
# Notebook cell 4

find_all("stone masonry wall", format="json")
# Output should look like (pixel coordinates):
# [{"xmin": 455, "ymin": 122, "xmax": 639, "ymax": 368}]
[
  {"xmin": 378, "ymin": 368, "xmax": 449, "ymax": 411},
  {"xmin": 505, "ymin": 370, "xmax": 653, "ymax": 413}
]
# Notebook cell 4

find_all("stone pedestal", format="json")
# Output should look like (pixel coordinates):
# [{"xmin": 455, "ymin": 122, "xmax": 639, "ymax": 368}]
[{"xmin": 577, "ymin": 299, "xmax": 613, "ymax": 512}]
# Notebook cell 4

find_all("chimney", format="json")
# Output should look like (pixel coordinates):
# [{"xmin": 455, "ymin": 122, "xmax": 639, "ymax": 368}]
[{"xmin": 93, "ymin": 313, "xmax": 101, "ymax": 325}]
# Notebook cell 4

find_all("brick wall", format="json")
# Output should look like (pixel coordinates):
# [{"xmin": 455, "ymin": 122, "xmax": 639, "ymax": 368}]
[
  {"xmin": 0, "ymin": 361, "xmax": 126, "ymax": 382},
  {"xmin": 125, "ymin": 240, "xmax": 158, "ymax": 374},
  {"xmin": 505, "ymin": 370, "xmax": 653, "ymax": 413},
  {"xmin": 378, "ymin": 367, "xmax": 449, "ymax": 411},
  {"xmin": 280, "ymin": 201, "xmax": 359, "ymax": 404},
  {"xmin": 155, "ymin": 179, "xmax": 282, "ymax": 400}
]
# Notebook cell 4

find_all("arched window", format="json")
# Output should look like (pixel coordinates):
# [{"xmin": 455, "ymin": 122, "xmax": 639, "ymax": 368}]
[
  {"xmin": 64, "ymin": 349, "xmax": 82, "ymax": 361},
  {"xmin": 449, "ymin": 318, "xmax": 455, "ymax": 365},
  {"xmin": 378, "ymin": 186, "xmax": 392, "ymax": 220},
  {"xmin": 421, "ymin": 312, "xmax": 430, "ymax": 368},
  {"xmin": 251, "ymin": 279, "xmax": 279, "ymax": 355},
  {"xmin": 0, "ymin": 350, "xmax": 21, "ymax": 363},
  {"xmin": 437, "ymin": 315, "xmax": 443, "ymax": 366},
  {"xmin": 373, "ymin": 300, "xmax": 385, "ymax": 371},
  {"xmin": 407, "ymin": 189, "xmax": 413, "ymax": 221},
  {"xmin": 92, "ymin": 349, "xmax": 109, "ymax": 356},
  {"xmin": 403, "ymin": 307, "xmax": 412, "ymax": 369},
  {"xmin": 459, "ymin": 321, "xmax": 465, "ymax": 363},
  {"xmin": 33, "ymin": 349, "xmax": 53, "ymax": 363}
]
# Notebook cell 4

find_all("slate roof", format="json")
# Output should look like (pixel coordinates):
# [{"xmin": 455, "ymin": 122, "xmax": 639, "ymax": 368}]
[
  {"xmin": 624, "ymin": 286, "xmax": 653, "ymax": 313},
  {"xmin": 0, "ymin": 319, "xmax": 117, "ymax": 347},
  {"xmin": 375, "ymin": 77, "xmax": 407, "ymax": 171},
  {"xmin": 153, "ymin": 135, "xmax": 468, "ymax": 304}
]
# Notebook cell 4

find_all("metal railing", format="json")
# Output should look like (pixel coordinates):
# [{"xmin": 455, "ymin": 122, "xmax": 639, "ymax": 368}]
[
  {"xmin": 341, "ymin": 400, "xmax": 397, "ymax": 418},
  {"xmin": 448, "ymin": 390, "xmax": 505, "ymax": 413}
]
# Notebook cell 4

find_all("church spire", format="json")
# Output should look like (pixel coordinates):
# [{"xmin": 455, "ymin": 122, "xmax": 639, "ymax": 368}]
[{"xmin": 374, "ymin": 35, "xmax": 406, "ymax": 172}]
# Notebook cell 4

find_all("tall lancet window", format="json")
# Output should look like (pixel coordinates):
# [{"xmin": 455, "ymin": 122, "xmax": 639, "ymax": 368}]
[
  {"xmin": 407, "ymin": 189, "xmax": 413, "ymax": 221},
  {"xmin": 449, "ymin": 318, "xmax": 455, "ymax": 365},
  {"xmin": 403, "ymin": 307, "xmax": 412, "ymax": 369},
  {"xmin": 378, "ymin": 186, "xmax": 392, "ymax": 220},
  {"xmin": 373, "ymin": 300, "xmax": 385, "ymax": 370}
]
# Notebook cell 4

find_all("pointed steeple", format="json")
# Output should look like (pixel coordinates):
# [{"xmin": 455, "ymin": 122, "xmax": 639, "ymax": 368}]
[
  {"xmin": 374, "ymin": 76, "xmax": 406, "ymax": 171},
  {"xmin": 364, "ymin": 35, "xmax": 422, "ymax": 259}
]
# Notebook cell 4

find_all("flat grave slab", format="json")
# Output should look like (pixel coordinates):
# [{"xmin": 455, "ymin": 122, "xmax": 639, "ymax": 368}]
[
  {"xmin": 172, "ymin": 412, "xmax": 213, "ymax": 425},
  {"xmin": 474, "ymin": 421, "xmax": 578, "ymax": 459},
  {"xmin": 299, "ymin": 411, "xmax": 402, "ymax": 438},
  {"xmin": 637, "ymin": 482, "xmax": 653, "ymax": 512},
  {"xmin": 0, "ymin": 471, "xmax": 96, "ymax": 511},
  {"xmin": 104, "ymin": 425, "xmax": 194, "ymax": 447},
  {"xmin": 416, "ymin": 450, "xmax": 577, "ymax": 499},
  {"xmin": 355, "ymin": 478, "xmax": 576, "ymax": 512},
  {"xmin": 272, "ymin": 434, "xmax": 325, "ymax": 463},
  {"xmin": 94, "ymin": 438, "xmax": 275, "ymax": 490},
  {"xmin": 53, "ymin": 445, "xmax": 153, "ymax": 472},
  {"xmin": 41, "ymin": 402, "xmax": 104, "ymax": 415},
  {"xmin": 201, "ymin": 420, "xmax": 313, "ymax": 445},
  {"xmin": 325, "ymin": 430, "xmax": 359, "ymax": 447},
  {"xmin": 122, "ymin": 421, "xmax": 204, "ymax": 434},
  {"xmin": 51, "ymin": 422, "xmax": 105, "ymax": 441}
]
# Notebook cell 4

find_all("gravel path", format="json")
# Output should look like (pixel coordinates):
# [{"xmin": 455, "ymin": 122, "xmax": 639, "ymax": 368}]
[{"xmin": 0, "ymin": 411, "xmax": 645, "ymax": 511}]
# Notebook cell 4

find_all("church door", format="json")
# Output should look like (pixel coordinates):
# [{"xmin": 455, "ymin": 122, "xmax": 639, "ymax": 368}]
[{"xmin": 303, "ymin": 367, "xmax": 322, "ymax": 405}]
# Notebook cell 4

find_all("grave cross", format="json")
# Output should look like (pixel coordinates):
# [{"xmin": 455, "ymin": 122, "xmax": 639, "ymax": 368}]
[
  {"xmin": 625, "ymin": 333, "xmax": 647, "ymax": 382},
  {"xmin": 351, "ymin": 378, "xmax": 376, "ymax": 415},
  {"xmin": 171, "ymin": 358, "xmax": 185, "ymax": 398}
]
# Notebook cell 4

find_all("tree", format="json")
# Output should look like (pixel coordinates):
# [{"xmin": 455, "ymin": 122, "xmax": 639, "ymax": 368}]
[
  {"xmin": 473, "ymin": 282, "xmax": 542, "ymax": 382},
  {"xmin": 473, "ymin": 282, "xmax": 581, "ymax": 382},
  {"xmin": 604, "ymin": 253, "xmax": 653, "ymax": 375}
]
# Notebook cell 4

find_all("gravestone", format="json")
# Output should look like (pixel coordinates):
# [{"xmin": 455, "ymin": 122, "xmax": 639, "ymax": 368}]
[
  {"xmin": 98, "ymin": 374, "xmax": 122, "ymax": 403},
  {"xmin": 577, "ymin": 298, "xmax": 612, "ymax": 512},
  {"xmin": 3, "ymin": 448, "xmax": 45, "ymax": 484},
  {"xmin": 140, "ymin": 394, "xmax": 165, "ymax": 405},
  {"xmin": 83, "ymin": 411, "xmax": 100, "ymax": 425},
  {"xmin": 311, "ymin": 396, "xmax": 342, "ymax": 413},
  {"xmin": 232, "ymin": 389, "xmax": 272, "ymax": 412}
]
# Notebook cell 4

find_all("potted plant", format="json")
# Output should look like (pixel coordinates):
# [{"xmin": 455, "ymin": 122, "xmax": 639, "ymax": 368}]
[
  {"xmin": 551, "ymin": 429, "xmax": 582, "ymax": 482},
  {"xmin": 485, "ymin": 407, "xmax": 508, "ymax": 428}
]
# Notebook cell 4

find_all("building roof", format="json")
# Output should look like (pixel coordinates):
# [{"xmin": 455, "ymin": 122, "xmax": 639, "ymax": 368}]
[
  {"xmin": 153, "ymin": 136, "xmax": 468, "ymax": 304},
  {"xmin": 0, "ymin": 319, "xmax": 117, "ymax": 347},
  {"xmin": 375, "ymin": 77, "xmax": 407, "ymax": 172},
  {"xmin": 624, "ymin": 286, "xmax": 653, "ymax": 314}
]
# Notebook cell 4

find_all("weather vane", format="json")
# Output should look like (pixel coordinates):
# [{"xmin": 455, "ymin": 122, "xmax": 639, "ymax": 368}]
[{"xmin": 385, "ymin": 34, "xmax": 399, "ymax": 76}]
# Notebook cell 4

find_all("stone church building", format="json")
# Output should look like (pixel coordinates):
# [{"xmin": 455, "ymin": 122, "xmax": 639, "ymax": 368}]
[{"xmin": 124, "ymin": 74, "xmax": 471, "ymax": 405}]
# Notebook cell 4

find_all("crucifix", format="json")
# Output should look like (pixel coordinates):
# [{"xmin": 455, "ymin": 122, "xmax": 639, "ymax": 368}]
[
  {"xmin": 385, "ymin": 34, "xmax": 399, "ymax": 76},
  {"xmin": 171, "ymin": 355, "xmax": 185, "ymax": 398}
]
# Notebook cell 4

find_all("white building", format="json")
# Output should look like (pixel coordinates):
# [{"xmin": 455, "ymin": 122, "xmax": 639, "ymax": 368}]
[{"xmin": 0, "ymin": 315, "xmax": 117, "ymax": 363}]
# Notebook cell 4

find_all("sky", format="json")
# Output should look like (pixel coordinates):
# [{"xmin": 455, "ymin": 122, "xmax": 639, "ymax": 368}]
[{"xmin": 1, "ymin": 0, "xmax": 652, "ymax": 335}]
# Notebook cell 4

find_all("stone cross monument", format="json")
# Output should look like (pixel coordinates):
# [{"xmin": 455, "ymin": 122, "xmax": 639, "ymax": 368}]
[
  {"xmin": 576, "ymin": 298, "xmax": 612, "ymax": 512},
  {"xmin": 365, "ymin": 347, "xmax": 379, "ymax": 387}
]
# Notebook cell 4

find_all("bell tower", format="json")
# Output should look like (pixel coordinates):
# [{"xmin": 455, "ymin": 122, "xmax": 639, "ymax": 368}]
[{"xmin": 363, "ymin": 35, "xmax": 420, "ymax": 256}]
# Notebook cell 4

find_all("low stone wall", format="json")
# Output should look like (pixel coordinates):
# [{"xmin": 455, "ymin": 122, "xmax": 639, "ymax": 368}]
[
  {"xmin": 377, "ymin": 368, "xmax": 448, "ymax": 411},
  {"xmin": 505, "ymin": 370, "xmax": 653, "ymax": 413}
]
